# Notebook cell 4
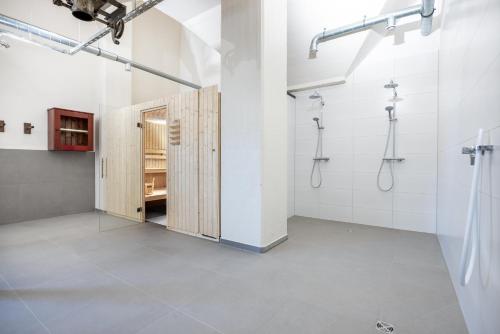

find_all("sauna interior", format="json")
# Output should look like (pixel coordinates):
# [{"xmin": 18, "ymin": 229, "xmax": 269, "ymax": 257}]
[
  {"xmin": 143, "ymin": 107, "xmax": 168, "ymax": 226},
  {"xmin": 1, "ymin": 0, "xmax": 499, "ymax": 333}
]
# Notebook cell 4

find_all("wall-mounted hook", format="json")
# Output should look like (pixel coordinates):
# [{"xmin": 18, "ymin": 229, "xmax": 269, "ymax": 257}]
[{"xmin": 24, "ymin": 122, "xmax": 34, "ymax": 134}]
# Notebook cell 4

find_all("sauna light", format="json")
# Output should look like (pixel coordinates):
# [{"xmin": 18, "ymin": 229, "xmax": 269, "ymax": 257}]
[{"xmin": 146, "ymin": 118, "xmax": 166, "ymax": 125}]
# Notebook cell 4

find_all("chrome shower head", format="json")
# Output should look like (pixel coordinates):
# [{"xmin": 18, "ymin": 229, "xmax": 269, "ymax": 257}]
[
  {"xmin": 309, "ymin": 91, "xmax": 321, "ymax": 99},
  {"xmin": 309, "ymin": 91, "xmax": 325, "ymax": 106},
  {"xmin": 384, "ymin": 80, "xmax": 398, "ymax": 89},
  {"xmin": 384, "ymin": 80, "xmax": 399, "ymax": 101}
]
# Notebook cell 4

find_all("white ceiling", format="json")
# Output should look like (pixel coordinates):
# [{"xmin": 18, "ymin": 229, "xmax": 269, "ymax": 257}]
[
  {"xmin": 156, "ymin": 0, "xmax": 221, "ymax": 50},
  {"xmin": 156, "ymin": 0, "xmax": 220, "ymax": 22},
  {"xmin": 156, "ymin": 0, "xmax": 437, "ymax": 87},
  {"xmin": 287, "ymin": 0, "xmax": 388, "ymax": 86}
]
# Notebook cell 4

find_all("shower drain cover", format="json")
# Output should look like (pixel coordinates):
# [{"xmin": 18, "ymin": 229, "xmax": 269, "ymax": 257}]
[{"xmin": 376, "ymin": 320, "xmax": 395, "ymax": 333}]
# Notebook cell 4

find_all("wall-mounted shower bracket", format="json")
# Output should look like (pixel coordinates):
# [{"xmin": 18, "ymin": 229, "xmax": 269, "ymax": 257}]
[
  {"xmin": 313, "ymin": 157, "xmax": 330, "ymax": 162},
  {"xmin": 382, "ymin": 158, "xmax": 405, "ymax": 162},
  {"xmin": 462, "ymin": 145, "xmax": 496, "ymax": 165}
]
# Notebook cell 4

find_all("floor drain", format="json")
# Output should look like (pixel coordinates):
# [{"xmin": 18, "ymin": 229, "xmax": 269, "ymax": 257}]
[{"xmin": 376, "ymin": 320, "xmax": 395, "ymax": 333}]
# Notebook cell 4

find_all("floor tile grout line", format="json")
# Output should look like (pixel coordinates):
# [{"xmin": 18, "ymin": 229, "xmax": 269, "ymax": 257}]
[
  {"xmin": 91, "ymin": 263, "xmax": 226, "ymax": 334},
  {"xmin": 43, "ymin": 230, "xmax": 226, "ymax": 334},
  {"xmin": 0, "ymin": 273, "xmax": 53, "ymax": 334}
]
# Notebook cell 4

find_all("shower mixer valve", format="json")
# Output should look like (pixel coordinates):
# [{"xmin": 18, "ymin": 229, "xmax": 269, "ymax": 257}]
[{"xmin": 462, "ymin": 145, "xmax": 496, "ymax": 165}]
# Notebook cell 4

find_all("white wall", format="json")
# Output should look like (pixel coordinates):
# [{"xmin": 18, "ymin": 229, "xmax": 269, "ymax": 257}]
[
  {"xmin": 0, "ymin": 2, "xmax": 220, "ymax": 211},
  {"xmin": 287, "ymin": 95, "xmax": 296, "ymax": 218},
  {"xmin": 260, "ymin": 0, "xmax": 288, "ymax": 246},
  {"xmin": 221, "ymin": 0, "xmax": 287, "ymax": 248},
  {"xmin": 132, "ymin": 8, "xmax": 221, "ymax": 102},
  {"xmin": 132, "ymin": 8, "xmax": 181, "ymax": 104},
  {"xmin": 437, "ymin": 0, "xmax": 500, "ymax": 332},
  {"xmin": 292, "ymin": 29, "xmax": 440, "ymax": 233},
  {"xmin": 0, "ymin": 0, "xmax": 110, "ymax": 150},
  {"xmin": 179, "ymin": 27, "xmax": 221, "ymax": 91},
  {"xmin": 0, "ymin": 0, "xmax": 135, "ymax": 211}
]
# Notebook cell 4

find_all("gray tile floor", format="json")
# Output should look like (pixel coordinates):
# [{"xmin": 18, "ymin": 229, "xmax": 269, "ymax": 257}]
[{"xmin": 0, "ymin": 213, "xmax": 467, "ymax": 334}]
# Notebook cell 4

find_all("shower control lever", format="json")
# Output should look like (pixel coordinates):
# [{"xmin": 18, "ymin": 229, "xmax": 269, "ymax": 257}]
[{"xmin": 462, "ymin": 145, "xmax": 496, "ymax": 165}]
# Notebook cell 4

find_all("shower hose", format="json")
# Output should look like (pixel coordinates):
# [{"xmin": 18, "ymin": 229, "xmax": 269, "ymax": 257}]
[{"xmin": 377, "ymin": 120, "xmax": 395, "ymax": 192}]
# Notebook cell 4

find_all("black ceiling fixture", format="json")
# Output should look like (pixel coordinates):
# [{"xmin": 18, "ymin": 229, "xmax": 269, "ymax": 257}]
[{"xmin": 53, "ymin": 0, "xmax": 126, "ymax": 44}]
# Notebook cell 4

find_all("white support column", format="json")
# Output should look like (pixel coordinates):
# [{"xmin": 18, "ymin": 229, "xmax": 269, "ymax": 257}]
[{"xmin": 220, "ymin": 0, "xmax": 287, "ymax": 251}]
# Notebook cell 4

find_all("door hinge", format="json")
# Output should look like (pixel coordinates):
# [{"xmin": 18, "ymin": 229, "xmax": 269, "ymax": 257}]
[
  {"xmin": 137, "ymin": 207, "xmax": 143, "ymax": 212},
  {"xmin": 137, "ymin": 122, "xmax": 142, "ymax": 128}
]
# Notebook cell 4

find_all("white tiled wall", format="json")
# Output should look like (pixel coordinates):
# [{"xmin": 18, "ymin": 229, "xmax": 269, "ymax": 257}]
[
  {"xmin": 293, "ymin": 46, "xmax": 439, "ymax": 233},
  {"xmin": 287, "ymin": 96, "xmax": 296, "ymax": 218},
  {"xmin": 437, "ymin": 0, "xmax": 500, "ymax": 333}
]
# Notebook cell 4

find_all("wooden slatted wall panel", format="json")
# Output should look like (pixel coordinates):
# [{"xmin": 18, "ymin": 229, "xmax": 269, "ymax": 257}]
[
  {"xmin": 104, "ymin": 105, "xmax": 142, "ymax": 222},
  {"xmin": 198, "ymin": 86, "xmax": 220, "ymax": 239},
  {"xmin": 167, "ymin": 90, "xmax": 199, "ymax": 235}
]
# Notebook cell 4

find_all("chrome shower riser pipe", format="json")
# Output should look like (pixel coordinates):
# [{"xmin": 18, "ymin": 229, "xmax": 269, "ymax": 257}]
[
  {"xmin": 309, "ymin": 0, "xmax": 435, "ymax": 58},
  {"xmin": 0, "ymin": 13, "xmax": 201, "ymax": 89}
]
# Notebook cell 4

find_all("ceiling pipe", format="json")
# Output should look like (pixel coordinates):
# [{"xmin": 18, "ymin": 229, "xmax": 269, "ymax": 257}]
[
  {"xmin": 0, "ymin": 13, "xmax": 201, "ymax": 90},
  {"xmin": 309, "ymin": 0, "xmax": 435, "ymax": 59},
  {"xmin": 69, "ymin": 0, "xmax": 164, "ymax": 55}
]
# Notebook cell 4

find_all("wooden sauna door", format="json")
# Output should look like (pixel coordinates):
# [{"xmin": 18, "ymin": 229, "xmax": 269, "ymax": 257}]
[
  {"xmin": 167, "ymin": 90, "xmax": 199, "ymax": 235},
  {"xmin": 167, "ymin": 86, "xmax": 220, "ymax": 239},
  {"xmin": 198, "ymin": 86, "xmax": 220, "ymax": 239},
  {"xmin": 103, "ymin": 105, "xmax": 143, "ymax": 222}
]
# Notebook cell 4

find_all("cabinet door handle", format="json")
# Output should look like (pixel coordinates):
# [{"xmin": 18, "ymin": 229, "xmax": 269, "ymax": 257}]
[{"xmin": 101, "ymin": 158, "xmax": 104, "ymax": 178}]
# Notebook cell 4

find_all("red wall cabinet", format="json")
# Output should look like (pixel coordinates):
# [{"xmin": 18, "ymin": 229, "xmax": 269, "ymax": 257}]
[{"xmin": 48, "ymin": 108, "xmax": 94, "ymax": 151}]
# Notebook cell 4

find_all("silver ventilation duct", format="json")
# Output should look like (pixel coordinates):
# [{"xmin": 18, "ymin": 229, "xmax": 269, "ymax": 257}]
[
  {"xmin": 309, "ymin": 0, "xmax": 436, "ymax": 59},
  {"xmin": 0, "ymin": 14, "xmax": 201, "ymax": 90}
]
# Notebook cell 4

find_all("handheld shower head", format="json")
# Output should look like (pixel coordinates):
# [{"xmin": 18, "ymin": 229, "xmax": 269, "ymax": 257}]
[
  {"xmin": 385, "ymin": 106, "xmax": 394, "ymax": 120},
  {"xmin": 313, "ymin": 117, "xmax": 320, "ymax": 129}
]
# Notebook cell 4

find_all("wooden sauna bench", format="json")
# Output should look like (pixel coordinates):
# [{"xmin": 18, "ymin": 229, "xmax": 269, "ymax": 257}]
[{"xmin": 145, "ymin": 187, "xmax": 167, "ymax": 202}]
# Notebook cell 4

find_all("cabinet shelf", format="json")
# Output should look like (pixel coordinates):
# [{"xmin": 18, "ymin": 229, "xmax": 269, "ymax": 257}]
[
  {"xmin": 48, "ymin": 108, "xmax": 94, "ymax": 152},
  {"xmin": 60, "ymin": 128, "xmax": 89, "ymax": 134}
]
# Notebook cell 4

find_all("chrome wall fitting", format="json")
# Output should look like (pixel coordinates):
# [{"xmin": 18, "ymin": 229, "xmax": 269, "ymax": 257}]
[
  {"xmin": 382, "ymin": 158, "xmax": 405, "ymax": 162},
  {"xmin": 462, "ymin": 145, "xmax": 496, "ymax": 165}
]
